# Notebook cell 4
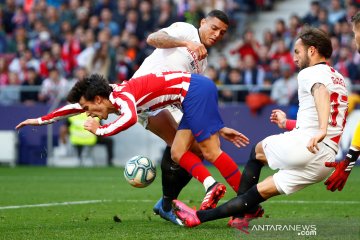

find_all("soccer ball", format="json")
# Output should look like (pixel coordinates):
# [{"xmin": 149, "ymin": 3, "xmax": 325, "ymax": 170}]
[{"xmin": 124, "ymin": 156, "xmax": 156, "ymax": 188}]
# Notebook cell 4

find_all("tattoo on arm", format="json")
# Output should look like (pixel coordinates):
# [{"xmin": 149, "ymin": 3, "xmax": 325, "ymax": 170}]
[
  {"xmin": 311, "ymin": 83, "xmax": 325, "ymax": 96},
  {"xmin": 148, "ymin": 31, "xmax": 185, "ymax": 48}
]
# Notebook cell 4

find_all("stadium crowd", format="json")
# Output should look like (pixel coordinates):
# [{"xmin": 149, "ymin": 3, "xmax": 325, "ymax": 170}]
[{"xmin": 0, "ymin": 0, "xmax": 359, "ymax": 108}]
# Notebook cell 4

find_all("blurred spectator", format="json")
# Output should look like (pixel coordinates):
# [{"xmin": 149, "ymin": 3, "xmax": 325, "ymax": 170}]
[
  {"xmin": 9, "ymin": 48, "xmax": 39, "ymax": 75},
  {"xmin": 262, "ymin": 29, "xmax": 274, "ymax": 49},
  {"xmin": 242, "ymin": 54, "xmax": 266, "ymax": 93},
  {"xmin": 113, "ymin": 0, "xmax": 128, "ymax": 30},
  {"xmin": 183, "ymin": 0, "xmax": 205, "ymax": 28},
  {"xmin": 0, "ymin": 72, "xmax": 20, "ymax": 105},
  {"xmin": 327, "ymin": 0, "xmax": 346, "ymax": 25},
  {"xmin": 204, "ymin": 65, "xmax": 220, "ymax": 85},
  {"xmin": 221, "ymin": 68, "xmax": 245, "ymax": 102},
  {"xmin": 0, "ymin": 58, "xmax": 9, "ymax": 86},
  {"xmin": 334, "ymin": 46, "xmax": 359, "ymax": 81},
  {"xmin": 99, "ymin": 8, "xmax": 120, "ymax": 36},
  {"xmin": 270, "ymin": 64, "xmax": 297, "ymax": 106},
  {"xmin": 59, "ymin": 113, "xmax": 98, "ymax": 166},
  {"xmin": 265, "ymin": 59, "xmax": 281, "ymax": 84},
  {"xmin": 302, "ymin": 1, "xmax": 320, "ymax": 25},
  {"xmin": 83, "ymin": 42, "xmax": 111, "ymax": 79},
  {"xmin": 217, "ymin": 55, "xmax": 231, "ymax": 84},
  {"xmin": 46, "ymin": 6, "xmax": 61, "ymax": 38},
  {"xmin": 230, "ymin": 29, "xmax": 260, "ymax": 61},
  {"xmin": 231, "ymin": 0, "xmax": 257, "ymax": 37},
  {"xmin": 115, "ymin": 46, "xmax": 134, "ymax": 83},
  {"xmin": 61, "ymin": 29, "xmax": 81, "ymax": 77},
  {"xmin": 20, "ymin": 67, "xmax": 42, "ymax": 105},
  {"xmin": 138, "ymin": 0, "xmax": 155, "ymax": 41},
  {"xmin": 38, "ymin": 67, "xmax": 68, "ymax": 103},
  {"xmin": 270, "ymin": 39, "xmax": 296, "ymax": 73},
  {"xmin": 257, "ymin": 45, "xmax": 272, "ymax": 73},
  {"xmin": 154, "ymin": 0, "xmax": 177, "ymax": 29}
]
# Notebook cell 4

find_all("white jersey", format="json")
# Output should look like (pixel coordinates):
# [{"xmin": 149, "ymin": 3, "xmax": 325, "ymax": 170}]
[
  {"xmin": 132, "ymin": 22, "xmax": 207, "ymax": 78},
  {"xmin": 296, "ymin": 63, "xmax": 348, "ymax": 152}
]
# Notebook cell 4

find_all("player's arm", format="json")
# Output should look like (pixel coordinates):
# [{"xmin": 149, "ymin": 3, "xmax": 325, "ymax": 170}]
[
  {"xmin": 15, "ymin": 103, "xmax": 85, "ymax": 130},
  {"xmin": 146, "ymin": 26, "xmax": 207, "ymax": 60},
  {"xmin": 219, "ymin": 127, "xmax": 250, "ymax": 148},
  {"xmin": 85, "ymin": 93, "xmax": 138, "ymax": 137},
  {"xmin": 307, "ymin": 83, "xmax": 330, "ymax": 153},
  {"xmin": 325, "ymin": 122, "xmax": 360, "ymax": 191},
  {"xmin": 270, "ymin": 109, "xmax": 296, "ymax": 130}
]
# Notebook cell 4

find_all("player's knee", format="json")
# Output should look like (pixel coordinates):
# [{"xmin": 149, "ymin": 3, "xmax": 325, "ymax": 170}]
[
  {"xmin": 170, "ymin": 147, "xmax": 182, "ymax": 163},
  {"xmin": 201, "ymin": 149, "xmax": 221, "ymax": 163},
  {"xmin": 255, "ymin": 142, "xmax": 267, "ymax": 164}
]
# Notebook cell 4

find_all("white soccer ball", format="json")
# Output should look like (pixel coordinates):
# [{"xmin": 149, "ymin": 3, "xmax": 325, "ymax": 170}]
[{"xmin": 124, "ymin": 156, "xmax": 156, "ymax": 188}]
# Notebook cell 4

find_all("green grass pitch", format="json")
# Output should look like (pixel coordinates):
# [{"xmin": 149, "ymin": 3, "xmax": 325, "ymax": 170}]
[{"xmin": 0, "ymin": 166, "xmax": 359, "ymax": 240}]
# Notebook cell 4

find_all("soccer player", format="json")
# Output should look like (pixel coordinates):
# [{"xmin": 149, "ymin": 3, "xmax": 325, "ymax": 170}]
[
  {"xmin": 131, "ymin": 10, "xmax": 243, "ymax": 224},
  {"xmin": 172, "ymin": 27, "xmax": 349, "ymax": 229},
  {"xmin": 15, "ymin": 72, "xmax": 250, "ymax": 221},
  {"xmin": 324, "ymin": 12, "xmax": 360, "ymax": 191}
]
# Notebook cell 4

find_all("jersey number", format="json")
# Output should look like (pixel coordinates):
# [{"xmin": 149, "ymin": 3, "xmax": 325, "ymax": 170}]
[{"xmin": 329, "ymin": 92, "xmax": 348, "ymax": 128}]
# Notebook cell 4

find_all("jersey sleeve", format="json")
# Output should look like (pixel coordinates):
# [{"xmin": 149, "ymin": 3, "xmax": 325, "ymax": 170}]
[
  {"xmin": 299, "ymin": 67, "xmax": 331, "ymax": 93},
  {"xmin": 95, "ymin": 92, "xmax": 138, "ymax": 137},
  {"xmin": 160, "ymin": 22, "xmax": 197, "ymax": 41},
  {"xmin": 38, "ymin": 103, "xmax": 85, "ymax": 125}
]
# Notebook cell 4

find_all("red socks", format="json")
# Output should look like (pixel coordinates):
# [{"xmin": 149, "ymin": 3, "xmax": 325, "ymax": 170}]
[
  {"xmin": 213, "ymin": 152, "xmax": 241, "ymax": 192},
  {"xmin": 179, "ymin": 151, "xmax": 211, "ymax": 183}
]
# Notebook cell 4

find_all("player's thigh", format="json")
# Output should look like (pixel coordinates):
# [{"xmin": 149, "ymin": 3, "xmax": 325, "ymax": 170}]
[
  {"xmin": 146, "ymin": 108, "xmax": 182, "ymax": 146},
  {"xmin": 273, "ymin": 147, "xmax": 335, "ymax": 195},
  {"xmin": 171, "ymin": 129, "xmax": 195, "ymax": 162},
  {"xmin": 262, "ymin": 130, "xmax": 314, "ymax": 170}
]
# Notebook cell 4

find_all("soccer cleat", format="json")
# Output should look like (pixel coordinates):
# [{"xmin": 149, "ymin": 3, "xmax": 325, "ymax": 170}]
[
  {"xmin": 172, "ymin": 200, "xmax": 201, "ymax": 227},
  {"xmin": 159, "ymin": 205, "xmax": 184, "ymax": 226},
  {"xmin": 228, "ymin": 205, "xmax": 265, "ymax": 230},
  {"xmin": 153, "ymin": 198, "xmax": 162, "ymax": 215},
  {"xmin": 200, "ymin": 182, "xmax": 226, "ymax": 210}
]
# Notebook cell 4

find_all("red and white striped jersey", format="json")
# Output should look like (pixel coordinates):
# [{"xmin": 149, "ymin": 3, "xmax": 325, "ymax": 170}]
[{"xmin": 37, "ymin": 72, "xmax": 192, "ymax": 136}]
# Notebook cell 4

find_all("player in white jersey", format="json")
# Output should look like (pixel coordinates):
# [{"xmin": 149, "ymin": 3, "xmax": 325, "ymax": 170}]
[
  {"xmin": 131, "ymin": 10, "xmax": 235, "ymax": 225},
  {"xmin": 172, "ymin": 27, "xmax": 349, "ymax": 229},
  {"xmin": 324, "ymin": 12, "xmax": 360, "ymax": 191}
]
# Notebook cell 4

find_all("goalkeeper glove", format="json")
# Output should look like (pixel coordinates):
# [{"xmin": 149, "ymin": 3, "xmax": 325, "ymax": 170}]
[{"xmin": 324, "ymin": 159, "xmax": 355, "ymax": 191}]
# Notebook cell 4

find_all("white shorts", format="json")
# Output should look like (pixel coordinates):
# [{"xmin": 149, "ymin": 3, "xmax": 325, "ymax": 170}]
[
  {"xmin": 262, "ymin": 129, "xmax": 336, "ymax": 195},
  {"xmin": 137, "ymin": 105, "xmax": 183, "ymax": 129}
]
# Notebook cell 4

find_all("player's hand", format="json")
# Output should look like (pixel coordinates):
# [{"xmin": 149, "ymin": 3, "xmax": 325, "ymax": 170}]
[
  {"xmin": 324, "ymin": 159, "xmax": 353, "ymax": 191},
  {"xmin": 306, "ymin": 129, "xmax": 326, "ymax": 154},
  {"xmin": 186, "ymin": 41, "xmax": 208, "ymax": 60},
  {"xmin": 270, "ymin": 109, "xmax": 287, "ymax": 129},
  {"xmin": 219, "ymin": 127, "xmax": 249, "ymax": 148},
  {"xmin": 84, "ymin": 117, "xmax": 100, "ymax": 134},
  {"xmin": 15, "ymin": 118, "xmax": 40, "ymax": 130}
]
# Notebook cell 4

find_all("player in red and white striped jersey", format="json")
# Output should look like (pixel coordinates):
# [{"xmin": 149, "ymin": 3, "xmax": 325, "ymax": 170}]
[{"xmin": 16, "ymin": 71, "xmax": 250, "ymax": 212}]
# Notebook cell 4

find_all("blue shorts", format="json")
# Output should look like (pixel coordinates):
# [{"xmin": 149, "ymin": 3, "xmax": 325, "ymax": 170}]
[{"xmin": 178, "ymin": 74, "xmax": 224, "ymax": 142}]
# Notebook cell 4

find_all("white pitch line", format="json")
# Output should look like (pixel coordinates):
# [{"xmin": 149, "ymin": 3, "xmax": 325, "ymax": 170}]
[
  {"xmin": 0, "ymin": 200, "xmax": 109, "ymax": 210},
  {"xmin": 267, "ymin": 200, "xmax": 360, "ymax": 204},
  {"xmin": 1, "ymin": 199, "xmax": 359, "ymax": 211}
]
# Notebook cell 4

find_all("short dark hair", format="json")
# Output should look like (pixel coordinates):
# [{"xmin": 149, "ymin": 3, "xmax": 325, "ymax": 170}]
[
  {"xmin": 207, "ymin": 10, "xmax": 229, "ymax": 25},
  {"xmin": 67, "ymin": 74, "xmax": 112, "ymax": 103},
  {"xmin": 297, "ymin": 27, "xmax": 332, "ymax": 59},
  {"xmin": 351, "ymin": 12, "xmax": 360, "ymax": 25}
]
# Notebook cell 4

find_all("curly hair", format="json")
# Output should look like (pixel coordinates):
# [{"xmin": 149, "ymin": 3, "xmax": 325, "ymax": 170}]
[
  {"xmin": 297, "ymin": 26, "xmax": 332, "ymax": 59},
  {"xmin": 351, "ymin": 12, "xmax": 360, "ymax": 25},
  {"xmin": 67, "ymin": 74, "xmax": 112, "ymax": 103}
]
